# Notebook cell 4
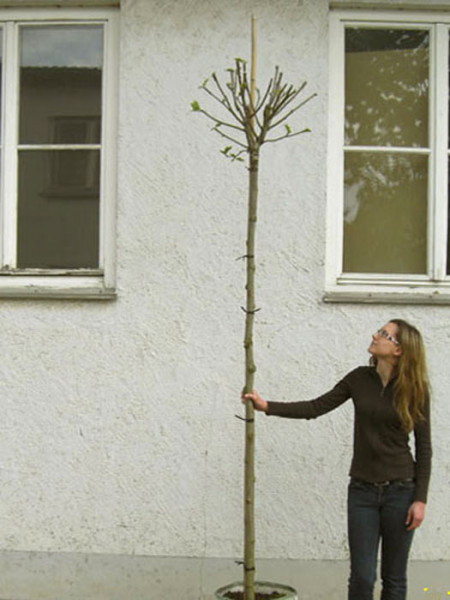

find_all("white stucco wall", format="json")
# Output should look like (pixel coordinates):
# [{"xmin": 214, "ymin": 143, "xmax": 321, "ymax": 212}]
[{"xmin": 0, "ymin": 0, "xmax": 449, "ymax": 565}]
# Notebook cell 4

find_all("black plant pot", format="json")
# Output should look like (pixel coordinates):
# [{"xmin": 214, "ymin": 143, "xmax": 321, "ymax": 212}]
[{"xmin": 215, "ymin": 580, "xmax": 297, "ymax": 600}]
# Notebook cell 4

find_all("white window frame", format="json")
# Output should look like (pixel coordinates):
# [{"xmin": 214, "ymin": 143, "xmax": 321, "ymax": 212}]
[
  {"xmin": 326, "ymin": 9, "xmax": 450, "ymax": 304},
  {"xmin": 0, "ymin": 7, "xmax": 119, "ymax": 299}
]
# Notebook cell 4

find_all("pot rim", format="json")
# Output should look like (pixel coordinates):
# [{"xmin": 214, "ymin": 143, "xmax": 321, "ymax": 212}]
[{"xmin": 215, "ymin": 580, "xmax": 297, "ymax": 597}]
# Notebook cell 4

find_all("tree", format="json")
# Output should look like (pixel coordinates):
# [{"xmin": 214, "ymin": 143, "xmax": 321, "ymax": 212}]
[{"xmin": 192, "ymin": 21, "xmax": 316, "ymax": 600}]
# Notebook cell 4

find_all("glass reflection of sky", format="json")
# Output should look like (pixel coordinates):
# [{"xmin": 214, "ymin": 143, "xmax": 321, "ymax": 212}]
[
  {"xmin": 345, "ymin": 28, "xmax": 429, "ymax": 148},
  {"xmin": 21, "ymin": 26, "xmax": 103, "ymax": 68}
]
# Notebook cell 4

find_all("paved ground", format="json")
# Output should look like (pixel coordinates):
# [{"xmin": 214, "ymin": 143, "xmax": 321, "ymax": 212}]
[{"xmin": 0, "ymin": 552, "xmax": 448, "ymax": 599}]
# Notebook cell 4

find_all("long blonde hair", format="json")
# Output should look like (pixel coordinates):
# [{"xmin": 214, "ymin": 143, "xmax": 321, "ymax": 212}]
[{"xmin": 372, "ymin": 319, "xmax": 429, "ymax": 432}]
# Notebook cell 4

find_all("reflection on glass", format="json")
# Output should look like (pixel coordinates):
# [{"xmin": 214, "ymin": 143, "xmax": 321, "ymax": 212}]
[
  {"xmin": 19, "ymin": 26, "xmax": 103, "ymax": 144},
  {"xmin": 447, "ymin": 156, "xmax": 450, "ymax": 275},
  {"xmin": 52, "ymin": 116, "xmax": 101, "ymax": 144},
  {"xmin": 0, "ymin": 28, "xmax": 3, "ymax": 139},
  {"xmin": 343, "ymin": 152, "xmax": 428, "ymax": 274},
  {"xmin": 345, "ymin": 28, "xmax": 429, "ymax": 147},
  {"xmin": 448, "ymin": 33, "xmax": 450, "ymax": 148},
  {"xmin": 17, "ymin": 151, "xmax": 100, "ymax": 269}
]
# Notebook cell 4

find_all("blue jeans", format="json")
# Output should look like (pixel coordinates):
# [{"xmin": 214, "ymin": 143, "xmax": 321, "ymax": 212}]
[{"xmin": 347, "ymin": 478, "xmax": 415, "ymax": 600}]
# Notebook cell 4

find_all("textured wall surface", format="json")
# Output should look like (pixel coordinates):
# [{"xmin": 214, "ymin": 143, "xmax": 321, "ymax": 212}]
[{"xmin": 0, "ymin": 0, "xmax": 449, "ymax": 564}]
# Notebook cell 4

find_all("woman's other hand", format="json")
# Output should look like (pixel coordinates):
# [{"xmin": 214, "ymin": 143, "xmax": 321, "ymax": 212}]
[
  {"xmin": 242, "ymin": 389, "xmax": 268, "ymax": 413},
  {"xmin": 405, "ymin": 501, "xmax": 426, "ymax": 531}
]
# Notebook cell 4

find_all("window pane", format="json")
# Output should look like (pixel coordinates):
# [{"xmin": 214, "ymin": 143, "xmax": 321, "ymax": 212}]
[
  {"xmin": 447, "ymin": 155, "xmax": 450, "ymax": 276},
  {"xmin": 446, "ymin": 29, "xmax": 450, "ymax": 275},
  {"xmin": 0, "ymin": 29, "xmax": 2, "ymax": 190},
  {"xmin": 0, "ymin": 28, "xmax": 3, "ymax": 138},
  {"xmin": 343, "ymin": 152, "xmax": 427, "ymax": 274},
  {"xmin": 17, "ymin": 151, "xmax": 100, "ymax": 269},
  {"xmin": 19, "ymin": 26, "xmax": 103, "ymax": 144},
  {"xmin": 448, "ymin": 31, "xmax": 450, "ymax": 148},
  {"xmin": 345, "ymin": 28, "xmax": 429, "ymax": 148}
]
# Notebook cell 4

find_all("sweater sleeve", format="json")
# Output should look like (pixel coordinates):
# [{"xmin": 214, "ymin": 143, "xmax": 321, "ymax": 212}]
[
  {"xmin": 266, "ymin": 372, "xmax": 353, "ymax": 419},
  {"xmin": 412, "ymin": 392, "xmax": 432, "ymax": 503}
]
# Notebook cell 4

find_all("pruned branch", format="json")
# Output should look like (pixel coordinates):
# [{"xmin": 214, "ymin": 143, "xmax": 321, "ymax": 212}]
[
  {"xmin": 211, "ymin": 73, "xmax": 245, "ymax": 125},
  {"xmin": 264, "ymin": 127, "xmax": 311, "ymax": 144},
  {"xmin": 194, "ymin": 105, "xmax": 245, "ymax": 133},
  {"xmin": 213, "ymin": 125, "xmax": 248, "ymax": 149},
  {"xmin": 268, "ymin": 92, "xmax": 318, "ymax": 131},
  {"xmin": 192, "ymin": 61, "xmax": 316, "ymax": 159},
  {"xmin": 253, "ymin": 76, "xmax": 273, "ymax": 113},
  {"xmin": 200, "ymin": 81, "xmax": 238, "ymax": 117}
]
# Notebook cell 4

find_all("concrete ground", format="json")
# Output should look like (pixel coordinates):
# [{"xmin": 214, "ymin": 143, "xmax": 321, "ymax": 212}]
[{"xmin": 0, "ymin": 552, "xmax": 448, "ymax": 600}]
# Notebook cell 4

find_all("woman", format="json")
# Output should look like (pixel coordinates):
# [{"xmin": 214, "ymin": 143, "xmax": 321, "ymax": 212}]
[{"xmin": 243, "ymin": 319, "xmax": 432, "ymax": 600}]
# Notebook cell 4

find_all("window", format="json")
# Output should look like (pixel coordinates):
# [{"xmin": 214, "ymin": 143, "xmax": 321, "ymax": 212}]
[
  {"xmin": 0, "ymin": 8, "xmax": 118, "ymax": 298},
  {"xmin": 326, "ymin": 10, "xmax": 450, "ymax": 303}
]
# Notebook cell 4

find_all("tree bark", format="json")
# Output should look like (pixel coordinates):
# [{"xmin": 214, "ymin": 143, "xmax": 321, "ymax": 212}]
[{"xmin": 243, "ymin": 148, "xmax": 259, "ymax": 600}]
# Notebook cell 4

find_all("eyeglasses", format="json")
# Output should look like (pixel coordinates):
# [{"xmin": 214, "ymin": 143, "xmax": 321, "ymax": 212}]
[{"xmin": 376, "ymin": 329, "xmax": 400, "ymax": 346}]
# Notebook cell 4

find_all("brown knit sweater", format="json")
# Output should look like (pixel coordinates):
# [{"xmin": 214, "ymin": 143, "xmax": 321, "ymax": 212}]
[{"xmin": 266, "ymin": 366, "xmax": 432, "ymax": 503}]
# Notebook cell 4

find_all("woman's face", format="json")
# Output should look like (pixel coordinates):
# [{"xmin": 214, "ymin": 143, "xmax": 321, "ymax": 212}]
[{"xmin": 368, "ymin": 322, "xmax": 402, "ymax": 360}]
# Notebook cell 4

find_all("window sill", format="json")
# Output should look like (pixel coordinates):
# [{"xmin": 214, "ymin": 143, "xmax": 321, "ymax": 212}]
[
  {"xmin": 0, "ymin": 271, "xmax": 116, "ymax": 299},
  {"xmin": 0, "ymin": 1, "xmax": 119, "ymax": 6},
  {"xmin": 330, "ymin": 1, "xmax": 450, "ymax": 10},
  {"xmin": 324, "ymin": 280, "xmax": 450, "ymax": 304}
]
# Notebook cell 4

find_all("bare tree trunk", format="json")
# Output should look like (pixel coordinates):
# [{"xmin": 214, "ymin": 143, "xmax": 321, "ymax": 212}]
[
  {"xmin": 192, "ymin": 27, "xmax": 315, "ymax": 598},
  {"xmin": 243, "ymin": 148, "xmax": 259, "ymax": 600}
]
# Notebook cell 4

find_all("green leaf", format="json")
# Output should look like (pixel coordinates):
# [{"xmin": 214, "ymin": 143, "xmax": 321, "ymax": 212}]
[
  {"xmin": 221, "ymin": 146, "xmax": 232, "ymax": 156},
  {"xmin": 285, "ymin": 124, "xmax": 291, "ymax": 134},
  {"xmin": 191, "ymin": 100, "xmax": 201, "ymax": 112}
]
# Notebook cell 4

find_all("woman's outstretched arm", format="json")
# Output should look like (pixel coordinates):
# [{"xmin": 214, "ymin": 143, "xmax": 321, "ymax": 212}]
[{"xmin": 241, "ymin": 369, "xmax": 357, "ymax": 420}]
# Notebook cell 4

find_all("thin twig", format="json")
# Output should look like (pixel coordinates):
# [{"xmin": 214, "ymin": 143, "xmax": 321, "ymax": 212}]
[
  {"xmin": 268, "ymin": 93, "xmax": 317, "ymax": 131},
  {"xmin": 213, "ymin": 126, "xmax": 248, "ymax": 149},
  {"xmin": 211, "ymin": 73, "xmax": 245, "ymax": 125},
  {"xmin": 236, "ymin": 64, "xmax": 258, "ymax": 147},
  {"xmin": 254, "ymin": 77, "xmax": 274, "ymax": 113},
  {"xmin": 229, "ymin": 73, "xmax": 247, "ymax": 122},
  {"xmin": 201, "ymin": 84, "xmax": 245, "ymax": 126},
  {"xmin": 199, "ymin": 109, "xmax": 246, "ymax": 133},
  {"xmin": 273, "ymin": 81, "xmax": 307, "ymax": 115},
  {"xmin": 264, "ymin": 127, "xmax": 311, "ymax": 143}
]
